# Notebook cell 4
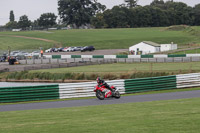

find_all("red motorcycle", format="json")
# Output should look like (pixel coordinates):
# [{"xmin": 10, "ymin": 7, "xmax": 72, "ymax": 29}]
[{"xmin": 94, "ymin": 85, "xmax": 120, "ymax": 100}]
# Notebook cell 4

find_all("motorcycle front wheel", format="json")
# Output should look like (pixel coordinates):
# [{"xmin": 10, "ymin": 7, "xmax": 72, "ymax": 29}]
[
  {"xmin": 96, "ymin": 91, "xmax": 105, "ymax": 100},
  {"xmin": 114, "ymin": 91, "xmax": 120, "ymax": 99}
]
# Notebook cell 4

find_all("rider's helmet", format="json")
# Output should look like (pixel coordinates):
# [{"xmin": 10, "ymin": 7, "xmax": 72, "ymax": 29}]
[{"xmin": 96, "ymin": 77, "xmax": 102, "ymax": 84}]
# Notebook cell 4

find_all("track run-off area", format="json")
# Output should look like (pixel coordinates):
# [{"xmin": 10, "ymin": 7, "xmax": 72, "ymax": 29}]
[{"xmin": 1, "ymin": 90, "xmax": 200, "ymax": 112}]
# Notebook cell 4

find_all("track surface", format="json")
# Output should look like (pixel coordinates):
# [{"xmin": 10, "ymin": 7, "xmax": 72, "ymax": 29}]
[{"xmin": 1, "ymin": 90, "xmax": 200, "ymax": 112}]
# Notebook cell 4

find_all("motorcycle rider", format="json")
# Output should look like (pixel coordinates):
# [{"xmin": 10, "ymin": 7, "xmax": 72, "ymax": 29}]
[{"xmin": 96, "ymin": 77, "xmax": 115, "ymax": 93}]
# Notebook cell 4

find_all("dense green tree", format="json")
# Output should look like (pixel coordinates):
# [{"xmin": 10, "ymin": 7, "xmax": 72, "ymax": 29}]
[
  {"xmin": 58, "ymin": 0, "xmax": 106, "ymax": 27},
  {"xmin": 150, "ymin": 1, "xmax": 193, "ymax": 26},
  {"xmin": 165, "ymin": 1, "xmax": 193, "ymax": 25},
  {"xmin": 30, "ymin": 20, "xmax": 40, "ymax": 30},
  {"xmin": 5, "ymin": 21, "xmax": 18, "ymax": 29},
  {"xmin": 9, "ymin": 10, "xmax": 15, "ymax": 22},
  {"xmin": 103, "ymin": 6, "xmax": 130, "ymax": 28},
  {"xmin": 93, "ymin": 1, "xmax": 199, "ymax": 28},
  {"xmin": 149, "ymin": 6, "xmax": 169, "ymax": 27},
  {"xmin": 133, "ymin": 6, "xmax": 153, "ymax": 27},
  {"xmin": 91, "ymin": 13, "xmax": 106, "ymax": 28},
  {"xmin": 128, "ymin": 8, "xmax": 138, "ymax": 27},
  {"xmin": 18, "ymin": 15, "xmax": 31, "ymax": 30},
  {"xmin": 150, "ymin": 0, "xmax": 165, "ymax": 9},
  {"xmin": 38, "ymin": 13, "xmax": 57, "ymax": 29},
  {"xmin": 124, "ymin": 0, "xmax": 138, "ymax": 8},
  {"xmin": 32, "ymin": 20, "xmax": 39, "ymax": 27},
  {"xmin": 193, "ymin": 4, "xmax": 200, "ymax": 25}
]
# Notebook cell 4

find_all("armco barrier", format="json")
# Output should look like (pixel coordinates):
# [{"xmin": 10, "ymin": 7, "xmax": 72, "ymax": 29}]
[
  {"xmin": 59, "ymin": 80, "xmax": 125, "ymax": 99},
  {"xmin": 44, "ymin": 54, "xmax": 200, "ymax": 59},
  {"xmin": 0, "ymin": 73, "xmax": 200, "ymax": 103},
  {"xmin": 19, "ymin": 54, "xmax": 200, "ymax": 65},
  {"xmin": 0, "ymin": 80, "xmax": 125, "ymax": 103},
  {"xmin": 125, "ymin": 75, "xmax": 177, "ymax": 93},
  {"xmin": 176, "ymin": 73, "xmax": 200, "ymax": 88},
  {"xmin": 0, "ymin": 85, "xmax": 59, "ymax": 103}
]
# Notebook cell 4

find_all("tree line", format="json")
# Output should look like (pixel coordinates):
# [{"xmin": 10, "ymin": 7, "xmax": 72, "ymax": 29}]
[
  {"xmin": 5, "ymin": 11, "xmax": 57, "ymax": 30},
  {"xmin": 3, "ymin": 0, "xmax": 200, "ymax": 30},
  {"xmin": 91, "ymin": 0, "xmax": 200, "ymax": 28}
]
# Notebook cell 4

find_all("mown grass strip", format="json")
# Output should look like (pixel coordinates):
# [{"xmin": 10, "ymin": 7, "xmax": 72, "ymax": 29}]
[{"xmin": 0, "ymin": 97, "xmax": 200, "ymax": 133}]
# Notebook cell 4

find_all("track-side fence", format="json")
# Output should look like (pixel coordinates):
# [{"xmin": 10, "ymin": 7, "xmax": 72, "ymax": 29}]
[
  {"xmin": 0, "ymin": 73, "xmax": 200, "ymax": 103},
  {"xmin": 0, "ymin": 85, "xmax": 59, "ymax": 103},
  {"xmin": 18, "ymin": 54, "xmax": 200, "ymax": 65},
  {"xmin": 59, "ymin": 80, "xmax": 125, "ymax": 99}
]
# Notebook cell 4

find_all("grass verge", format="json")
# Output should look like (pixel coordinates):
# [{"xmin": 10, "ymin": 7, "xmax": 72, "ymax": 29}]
[
  {"xmin": 3, "ymin": 62, "xmax": 197, "ymax": 80},
  {"xmin": 0, "ymin": 97, "xmax": 200, "ymax": 133}
]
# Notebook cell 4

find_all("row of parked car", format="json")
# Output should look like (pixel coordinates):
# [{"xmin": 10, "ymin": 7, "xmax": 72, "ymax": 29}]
[
  {"xmin": 45, "ymin": 46, "xmax": 95, "ymax": 53},
  {"xmin": 10, "ymin": 51, "xmax": 40, "ymax": 57}
]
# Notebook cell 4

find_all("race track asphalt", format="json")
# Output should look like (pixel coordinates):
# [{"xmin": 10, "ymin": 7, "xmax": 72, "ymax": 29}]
[{"xmin": 1, "ymin": 90, "xmax": 200, "ymax": 112}]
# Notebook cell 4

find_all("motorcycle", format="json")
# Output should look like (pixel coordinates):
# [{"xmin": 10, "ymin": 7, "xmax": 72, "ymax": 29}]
[{"xmin": 94, "ymin": 85, "xmax": 121, "ymax": 100}]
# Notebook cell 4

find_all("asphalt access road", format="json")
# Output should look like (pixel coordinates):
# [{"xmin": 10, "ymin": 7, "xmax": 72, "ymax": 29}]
[{"xmin": 1, "ymin": 90, "xmax": 200, "ymax": 112}]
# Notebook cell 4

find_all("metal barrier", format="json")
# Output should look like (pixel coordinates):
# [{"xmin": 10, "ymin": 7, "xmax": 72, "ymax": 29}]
[
  {"xmin": 59, "ymin": 80, "xmax": 125, "ymax": 99},
  {"xmin": 0, "ymin": 73, "xmax": 200, "ymax": 103},
  {"xmin": 0, "ymin": 85, "xmax": 59, "ymax": 103},
  {"xmin": 45, "ymin": 54, "xmax": 200, "ymax": 59},
  {"xmin": 19, "ymin": 57, "xmax": 200, "ymax": 65},
  {"xmin": 124, "ymin": 75, "xmax": 177, "ymax": 93},
  {"xmin": 176, "ymin": 73, "xmax": 200, "ymax": 88}
]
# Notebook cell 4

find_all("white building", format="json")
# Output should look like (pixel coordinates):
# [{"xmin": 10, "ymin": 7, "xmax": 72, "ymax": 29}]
[
  {"xmin": 129, "ymin": 41, "xmax": 160, "ymax": 55},
  {"xmin": 160, "ymin": 43, "xmax": 177, "ymax": 52}
]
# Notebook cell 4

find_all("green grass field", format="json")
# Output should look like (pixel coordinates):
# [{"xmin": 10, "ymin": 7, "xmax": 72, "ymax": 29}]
[
  {"xmin": 0, "ymin": 35, "xmax": 52, "ymax": 50},
  {"xmin": 173, "ymin": 48, "xmax": 200, "ymax": 54},
  {"xmin": 0, "ymin": 97, "xmax": 199, "ymax": 133},
  {"xmin": 0, "ymin": 26, "xmax": 200, "ymax": 51},
  {"xmin": 30, "ymin": 62, "xmax": 200, "ymax": 74}
]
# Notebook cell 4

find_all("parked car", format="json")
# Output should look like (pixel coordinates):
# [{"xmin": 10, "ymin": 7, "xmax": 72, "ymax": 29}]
[
  {"xmin": 70, "ymin": 47, "xmax": 77, "ymax": 51},
  {"xmin": 74, "ymin": 46, "xmax": 83, "ymax": 51},
  {"xmin": 15, "ymin": 51, "xmax": 29, "ymax": 56},
  {"xmin": 63, "ymin": 47, "xmax": 72, "ymax": 52},
  {"xmin": 63, "ymin": 47, "xmax": 76, "ymax": 52},
  {"xmin": 31, "ymin": 51, "xmax": 40, "ymax": 56},
  {"xmin": 21, "ymin": 51, "xmax": 29, "ymax": 56},
  {"xmin": 81, "ymin": 46, "xmax": 95, "ymax": 52},
  {"xmin": 0, "ymin": 56, "xmax": 6, "ymax": 62},
  {"xmin": 10, "ymin": 51, "xmax": 20, "ymax": 56},
  {"xmin": 52, "ymin": 48, "xmax": 59, "ymax": 52},
  {"xmin": 63, "ymin": 47, "xmax": 69, "ymax": 52},
  {"xmin": 45, "ymin": 48, "xmax": 52, "ymax": 53},
  {"xmin": 58, "ymin": 47, "xmax": 64, "ymax": 52}
]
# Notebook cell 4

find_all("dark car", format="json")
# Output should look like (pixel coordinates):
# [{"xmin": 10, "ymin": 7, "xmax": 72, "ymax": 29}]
[
  {"xmin": 0, "ymin": 57, "xmax": 4, "ymax": 62},
  {"xmin": 58, "ymin": 47, "xmax": 64, "ymax": 52},
  {"xmin": 81, "ymin": 46, "xmax": 95, "ymax": 52},
  {"xmin": 0, "ymin": 54, "xmax": 7, "ymax": 62}
]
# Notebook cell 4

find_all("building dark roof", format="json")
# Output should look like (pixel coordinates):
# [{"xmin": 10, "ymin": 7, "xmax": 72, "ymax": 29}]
[{"xmin": 143, "ymin": 41, "xmax": 160, "ymax": 47}]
